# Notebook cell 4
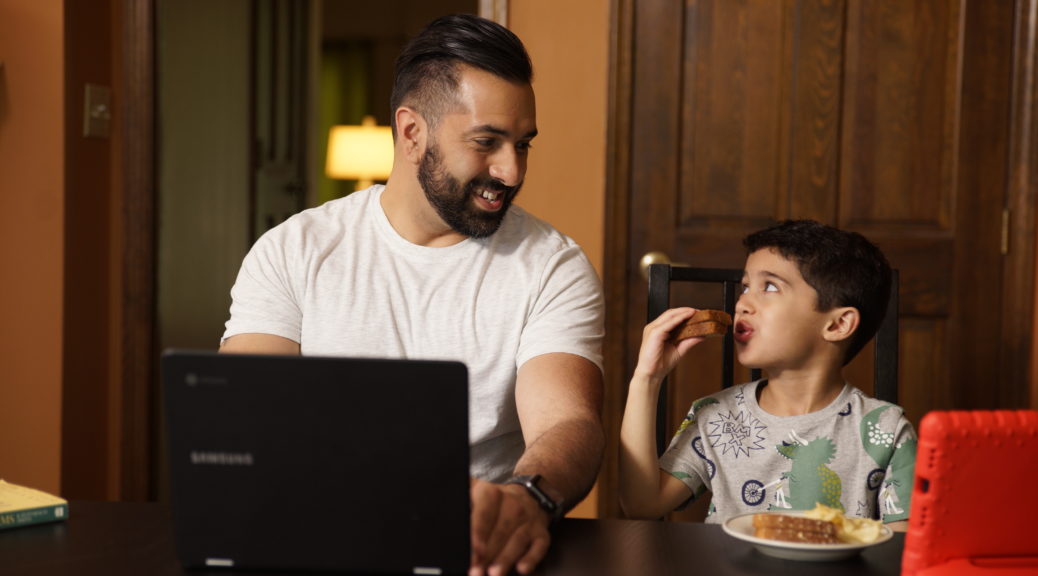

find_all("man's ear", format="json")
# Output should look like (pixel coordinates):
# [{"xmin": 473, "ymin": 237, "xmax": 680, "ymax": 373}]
[
  {"xmin": 394, "ymin": 107, "xmax": 426, "ymax": 163},
  {"xmin": 823, "ymin": 307, "xmax": 859, "ymax": 343}
]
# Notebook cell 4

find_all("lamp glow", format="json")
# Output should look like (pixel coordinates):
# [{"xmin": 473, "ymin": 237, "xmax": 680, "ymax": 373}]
[{"xmin": 325, "ymin": 115, "xmax": 394, "ymax": 190}]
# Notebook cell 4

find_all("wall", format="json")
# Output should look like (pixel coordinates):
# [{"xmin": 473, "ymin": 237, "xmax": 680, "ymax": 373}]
[
  {"xmin": 510, "ymin": 1, "xmax": 607, "ymax": 278},
  {"xmin": 510, "ymin": 0, "xmax": 609, "ymax": 516},
  {"xmin": 0, "ymin": 1, "xmax": 65, "ymax": 494}
]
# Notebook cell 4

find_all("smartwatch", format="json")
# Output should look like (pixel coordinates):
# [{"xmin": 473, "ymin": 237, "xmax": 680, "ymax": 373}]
[{"xmin": 505, "ymin": 474, "xmax": 564, "ymax": 522}]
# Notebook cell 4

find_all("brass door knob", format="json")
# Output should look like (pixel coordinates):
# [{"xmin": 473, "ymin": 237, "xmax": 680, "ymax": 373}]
[{"xmin": 639, "ymin": 251, "xmax": 673, "ymax": 281}]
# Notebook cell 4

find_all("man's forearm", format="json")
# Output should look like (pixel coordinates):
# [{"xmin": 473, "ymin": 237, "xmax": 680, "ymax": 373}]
[{"xmin": 512, "ymin": 416, "xmax": 604, "ymax": 511}]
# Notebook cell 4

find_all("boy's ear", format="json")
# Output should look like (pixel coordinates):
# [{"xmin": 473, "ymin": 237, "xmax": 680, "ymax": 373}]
[{"xmin": 823, "ymin": 307, "xmax": 859, "ymax": 343}]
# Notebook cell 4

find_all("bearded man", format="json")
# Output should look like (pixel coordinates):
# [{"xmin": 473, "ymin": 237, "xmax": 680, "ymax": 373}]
[{"xmin": 220, "ymin": 14, "xmax": 605, "ymax": 576}]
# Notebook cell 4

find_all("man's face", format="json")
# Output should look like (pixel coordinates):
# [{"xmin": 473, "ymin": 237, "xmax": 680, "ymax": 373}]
[
  {"xmin": 416, "ymin": 66, "xmax": 537, "ymax": 239},
  {"xmin": 417, "ymin": 140, "xmax": 520, "ymax": 238}
]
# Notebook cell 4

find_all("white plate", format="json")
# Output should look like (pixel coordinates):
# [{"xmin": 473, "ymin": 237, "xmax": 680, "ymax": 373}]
[{"xmin": 721, "ymin": 511, "xmax": 893, "ymax": 562}]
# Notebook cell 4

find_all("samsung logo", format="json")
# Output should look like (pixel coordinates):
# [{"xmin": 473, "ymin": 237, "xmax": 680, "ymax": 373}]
[{"xmin": 190, "ymin": 451, "xmax": 254, "ymax": 466}]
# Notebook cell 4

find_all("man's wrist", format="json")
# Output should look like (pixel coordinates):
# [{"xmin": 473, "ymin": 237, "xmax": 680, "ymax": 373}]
[{"xmin": 504, "ymin": 474, "xmax": 565, "ymax": 522}]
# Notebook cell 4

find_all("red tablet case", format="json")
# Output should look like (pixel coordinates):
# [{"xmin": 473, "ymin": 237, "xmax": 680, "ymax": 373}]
[{"xmin": 901, "ymin": 410, "xmax": 1038, "ymax": 576}]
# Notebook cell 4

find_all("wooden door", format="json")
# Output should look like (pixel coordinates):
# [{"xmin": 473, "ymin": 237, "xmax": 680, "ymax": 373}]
[{"xmin": 601, "ymin": 0, "xmax": 1037, "ymax": 520}]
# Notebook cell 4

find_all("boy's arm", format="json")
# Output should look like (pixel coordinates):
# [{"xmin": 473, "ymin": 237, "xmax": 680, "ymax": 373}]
[
  {"xmin": 886, "ymin": 520, "xmax": 909, "ymax": 532},
  {"xmin": 619, "ymin": 308, "xmax": 702, "ymax": 518},
  {"xmin": 620, "ymin": 370, "xmax": 693, "ymax": 518}
]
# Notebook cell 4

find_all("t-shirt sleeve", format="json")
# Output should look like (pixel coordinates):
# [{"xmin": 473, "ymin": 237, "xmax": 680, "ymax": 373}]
[
  {"xmin": 658, "ymin": 407, "xmax": 711, "ymax": 509},
  {"xmin": 221, "ymin": 225, "xmax": 305, "ymax": 345},
  {"xmin": 880, "ymin": 414, "xmax": 917, "ymax": 523},
  {"xmin": 515, "ymin": 244, "xmax": 605, "ymax": 371}
]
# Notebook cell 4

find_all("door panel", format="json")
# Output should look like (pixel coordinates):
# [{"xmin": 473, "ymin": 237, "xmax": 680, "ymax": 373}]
[{"xmin": 603, "ymin": 0, "xmax": 1031, "ymax": 521}]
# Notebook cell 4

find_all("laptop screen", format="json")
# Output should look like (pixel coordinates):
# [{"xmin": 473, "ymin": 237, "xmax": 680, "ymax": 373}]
[{"xmin": 163, "ymin": 350, "xmax": 471, "ymax": 575}]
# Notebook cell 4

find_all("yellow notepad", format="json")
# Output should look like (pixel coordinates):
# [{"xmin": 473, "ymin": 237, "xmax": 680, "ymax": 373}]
[{"xmin": 0, "ymin": 479, "xmax": 69, "ymax": 530}]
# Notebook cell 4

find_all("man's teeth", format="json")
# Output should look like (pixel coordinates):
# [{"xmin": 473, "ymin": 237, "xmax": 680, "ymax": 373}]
[{"xmin": 480, "ymin": 189, "xmax": 500, "ymax": 202}]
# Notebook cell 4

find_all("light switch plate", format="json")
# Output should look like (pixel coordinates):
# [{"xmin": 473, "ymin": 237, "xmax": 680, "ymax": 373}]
[{"xmin": 83, "ymin": 84, "xmax": 111, "ymax": 138}]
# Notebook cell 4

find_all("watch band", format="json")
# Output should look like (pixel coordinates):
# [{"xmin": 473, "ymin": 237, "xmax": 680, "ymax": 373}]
[{"xmin": 505, "ymin": 474, "xmax": 564, "ymax": 522}]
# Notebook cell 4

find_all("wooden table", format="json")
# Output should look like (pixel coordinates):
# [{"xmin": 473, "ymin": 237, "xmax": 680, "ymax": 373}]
[{"xmin": 2, "ymin": 501, "xmax": 905, "ymax": 575}]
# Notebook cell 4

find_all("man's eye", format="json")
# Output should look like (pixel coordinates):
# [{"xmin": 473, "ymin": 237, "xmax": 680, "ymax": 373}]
[
  {"xmin": 516, "ymin": 141, "xmax": 533, "ymax": 153},
  {"xmin": 474, "ymin": 138, "xmax": 495, "ymax": 148}
]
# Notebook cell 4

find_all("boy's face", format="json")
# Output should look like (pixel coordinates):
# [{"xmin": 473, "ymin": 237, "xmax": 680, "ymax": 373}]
[{"xmin": 734, "ymin": 248, "xmax": 832, "ymax": 372}]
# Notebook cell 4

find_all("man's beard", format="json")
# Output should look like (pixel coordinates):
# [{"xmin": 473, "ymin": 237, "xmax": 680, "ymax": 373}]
[{"xmin": 417, "ymin": 143, "xmax": 521, "ymax": 239}]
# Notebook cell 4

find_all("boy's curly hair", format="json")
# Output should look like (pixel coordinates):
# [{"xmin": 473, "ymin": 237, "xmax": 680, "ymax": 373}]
[{"xmin": 744, "ymin": 220, "xmax": 892, "ymax": 365}]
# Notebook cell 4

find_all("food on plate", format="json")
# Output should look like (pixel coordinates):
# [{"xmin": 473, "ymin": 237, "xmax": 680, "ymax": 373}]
[
  {"xmin": 752, "ymin": 513, "xmax": 839, "ymax": 544},
  {"xmin": 752, "ymin": 504, "xmax": 886, "ymax": 545},
  {"xmin": 802, "ymin": 503, "xmax": 885, "ymax": 544},
  {"xmin": 671, "ymin": 309, "xmax": 732, "ymax": 341}
]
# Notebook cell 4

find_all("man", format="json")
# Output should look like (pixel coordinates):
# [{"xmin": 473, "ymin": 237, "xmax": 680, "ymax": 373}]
[{"xmin": 220, "ymin": 14, "xmax": 605, "ymax": 576}]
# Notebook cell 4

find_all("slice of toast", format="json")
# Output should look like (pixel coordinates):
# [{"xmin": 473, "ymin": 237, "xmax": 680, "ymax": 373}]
[
  {"xmin": 672, "ymin": 309, "xmax": 732, "ymax": 341},
  {"xmin": 752, "ymin": 514, "xmax": 839, "ymax": 544}
]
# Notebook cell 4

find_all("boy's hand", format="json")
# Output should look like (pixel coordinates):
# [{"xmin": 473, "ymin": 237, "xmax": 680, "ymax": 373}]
[{"xmin": 634, "ymin": 307, "xmax": 706, "ymax": 382}]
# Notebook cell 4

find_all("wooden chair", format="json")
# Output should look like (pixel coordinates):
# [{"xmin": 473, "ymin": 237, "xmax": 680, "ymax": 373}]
[{"xmin": 646, "ymin": 263, "xmax": 899, "ymax": 456}]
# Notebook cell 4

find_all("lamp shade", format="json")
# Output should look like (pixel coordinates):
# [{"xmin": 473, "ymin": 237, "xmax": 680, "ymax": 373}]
[{"xmin": 325, "ymin": 116, "xmax": 394, "ymax": 186}]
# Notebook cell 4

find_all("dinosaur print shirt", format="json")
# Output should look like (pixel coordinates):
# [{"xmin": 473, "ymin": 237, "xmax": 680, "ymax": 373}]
[{"xmin": 659, "ymin": 380, "xmax": 916, "ymax": 525}]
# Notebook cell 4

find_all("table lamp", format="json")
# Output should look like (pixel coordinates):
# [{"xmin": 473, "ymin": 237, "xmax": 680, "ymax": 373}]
[{"xmin": 326, "ymin": 115, "xmax": 394, "ymax": 190}]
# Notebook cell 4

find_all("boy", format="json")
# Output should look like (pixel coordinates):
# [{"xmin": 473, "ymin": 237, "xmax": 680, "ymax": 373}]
[{"xmin": 619, "ymin": 220, "xmax": 916, "ymax": 530}]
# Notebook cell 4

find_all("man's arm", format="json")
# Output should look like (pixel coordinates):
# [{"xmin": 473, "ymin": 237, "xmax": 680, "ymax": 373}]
[
  {"xmin": 219, "ymin": 333, "xmax": 300, "ymax": 355},
  {"xmin": 469, "ymin": 352, "xmax": 603, "ymax": 576}
]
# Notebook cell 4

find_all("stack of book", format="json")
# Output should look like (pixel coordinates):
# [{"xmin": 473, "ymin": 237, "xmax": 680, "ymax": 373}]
[{"xmin": 0, "ymin": 479, "xmax": 68, "ymax": 530}]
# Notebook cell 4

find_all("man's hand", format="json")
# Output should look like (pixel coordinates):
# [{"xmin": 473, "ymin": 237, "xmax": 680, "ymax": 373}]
[{"xmin": 469, "ymin": 478, "xmax": 551, "ymax": 576}]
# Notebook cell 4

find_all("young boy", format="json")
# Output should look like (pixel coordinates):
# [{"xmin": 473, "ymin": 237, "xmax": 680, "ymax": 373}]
[{"xmin": 619, "ymin": 220, "xmax": 916, "ymax": 531}]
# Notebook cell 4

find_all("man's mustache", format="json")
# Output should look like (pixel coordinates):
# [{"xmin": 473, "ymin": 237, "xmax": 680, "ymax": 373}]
[{"xmin": 469, "ymin": 177, "xmax": 520, "ymax": 196}]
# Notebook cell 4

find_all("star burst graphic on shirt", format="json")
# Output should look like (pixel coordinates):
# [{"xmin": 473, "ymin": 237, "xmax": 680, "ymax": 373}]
[{"xmin": 707, "ymin": 410, "xmax": 767, "ymax": 458}]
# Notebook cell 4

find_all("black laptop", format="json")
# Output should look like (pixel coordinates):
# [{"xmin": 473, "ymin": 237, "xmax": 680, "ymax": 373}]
[{"xmin": 162, "ymin": 350, "xmax": 471, "ymax": 575}]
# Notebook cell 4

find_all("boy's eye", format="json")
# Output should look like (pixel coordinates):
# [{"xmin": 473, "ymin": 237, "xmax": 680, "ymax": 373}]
[
  {"xmin": 740, "ymin": 283, "xmax": 749, "ymax": 294},
  {"xmin": 765, "ymin": 282, "xmax": 779, "ymax": 292}
]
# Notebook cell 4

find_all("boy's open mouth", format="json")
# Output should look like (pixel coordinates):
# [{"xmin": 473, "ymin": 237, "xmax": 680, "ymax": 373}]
[{"xmin": 734, "ymin": 321, "xmax": 753, "ymax": 344}]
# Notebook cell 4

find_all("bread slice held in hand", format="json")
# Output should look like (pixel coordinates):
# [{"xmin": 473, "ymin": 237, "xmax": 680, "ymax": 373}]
[{"xmin": 671, "ymin": 309, "xmax": 733, "ymax": 341}]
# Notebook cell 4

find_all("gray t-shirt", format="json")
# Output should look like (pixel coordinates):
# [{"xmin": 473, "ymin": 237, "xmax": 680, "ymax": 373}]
[
  {"xmin": 223, "ymin": 186, "xmax": 605, "ymax": 482},
  {"xmin": 659, "ymin": 381, "xmax": 916, "ymax": 524}
]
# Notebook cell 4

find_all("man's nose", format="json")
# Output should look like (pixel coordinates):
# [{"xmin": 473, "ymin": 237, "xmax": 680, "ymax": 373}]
[{"xmin": 489, "ymin": 149, "xmax": 523, "ymax": 187}]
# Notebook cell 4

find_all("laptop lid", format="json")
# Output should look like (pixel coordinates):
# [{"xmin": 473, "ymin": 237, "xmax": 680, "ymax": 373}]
[
  {"xmin": 162, "ymin": 350, "xmax": 471, "ymax": 575},
  {"xmin": 901, "ymin": 410, "xmax": 1038, "ymax": 576}
]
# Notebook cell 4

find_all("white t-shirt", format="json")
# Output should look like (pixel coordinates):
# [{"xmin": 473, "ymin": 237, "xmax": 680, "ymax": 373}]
[{"xmin": 223, "ymin": 186, "xmax": 605, "ymax": 481}]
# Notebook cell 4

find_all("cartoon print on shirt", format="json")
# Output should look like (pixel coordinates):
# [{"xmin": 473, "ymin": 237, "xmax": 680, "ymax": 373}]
[
  {"xmin": 761, "ymin": 474, "xmax": 791, "ymax": 509},
  {"xmin": 861, "ymin": 405, "xmax": 897, "ymax": 465},
  {"xmin": 692, "ymin": 436, "xmax": 716, "ymax": 479},
  {"xmin": 860, "ymin": 405, "xmax": 916, "ymax": 521},
  {"xmin": 707, "ymin": 410, "xmax": 767, "ymax": 458},
  {"xmin": 772, "ymin": 430, "xmax": 844, "ymax": 511},
  {"xmin": 880, "ymin": 479, "xmax": 904, "ymax": 515},
  {"xmin": 673, "ymin": 397, "xmax": 719, "ymax": 438}
]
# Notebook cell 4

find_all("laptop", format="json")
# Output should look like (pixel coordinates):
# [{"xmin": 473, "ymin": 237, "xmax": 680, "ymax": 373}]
[
  {"xmin": 901, "ymin": 410, "xmax": 1038, "ymax": 576},
  {"xmin": 162, "ymin": 350, "xmax": 471, "ymax": 575}
]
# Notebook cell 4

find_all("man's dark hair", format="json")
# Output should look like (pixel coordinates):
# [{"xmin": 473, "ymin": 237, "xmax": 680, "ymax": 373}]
[
  {"xmin": 390, "ymin": 13, "xmax": 533, "ymax": 136},
  {"xmin": 743, "ymin": 219, "xmax": 892, "ymax": 366}
]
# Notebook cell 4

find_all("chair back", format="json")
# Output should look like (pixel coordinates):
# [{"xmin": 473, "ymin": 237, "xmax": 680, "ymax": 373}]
[{"xmin": 646, "ymin": 263, "xmax": 899, "ymax": 455}]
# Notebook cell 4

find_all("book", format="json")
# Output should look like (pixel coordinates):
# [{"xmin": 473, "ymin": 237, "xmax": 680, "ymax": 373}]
[{"xmin": 0, "ymin": 479, "xmax": 69, "ymax": 530}]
